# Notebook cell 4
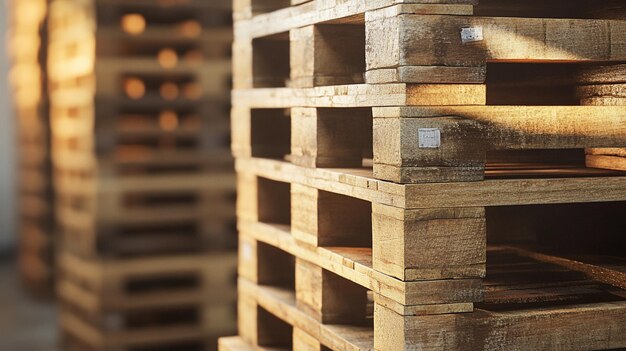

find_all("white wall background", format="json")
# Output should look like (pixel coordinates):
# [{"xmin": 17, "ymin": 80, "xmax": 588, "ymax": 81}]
[{"xmin": 0, "ymin": 5, "xmax": 16, "ymax": 251}]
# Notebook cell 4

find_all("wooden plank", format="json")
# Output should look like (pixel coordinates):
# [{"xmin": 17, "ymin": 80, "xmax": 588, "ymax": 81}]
[
  {"xmin": 375, "ymin": 301, "xmax": 626, "ymax": 351},
  {"xmin": 234, "ymin": 1, "xmax": 474, "ymax": 39},
  {"xmin": 587, "ymin": 154, "xmax": 626, "ymax": 171},
  {"xmin": 366, "ymin": 13, "xmax": 626, "ymax": 71},
  {"xmin": 232, "ymin": 84, "xmax": 484, "ymax": 108},
  {"xmin": 236, "ymin": 157, "xmax": 626, "ymax": 209},
  {"xmin": 58, "ymin": 252, "xmax": 237, "ymax": 310},
  {"xmin": 503, "ymin": 246, "xmax": 626, "ymax": 290}
]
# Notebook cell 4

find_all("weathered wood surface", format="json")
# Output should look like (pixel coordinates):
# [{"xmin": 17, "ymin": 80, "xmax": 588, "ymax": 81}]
[
  {"xmin": 238, "ymin": 224, "xmax": 480, "ymax": 306},
  {"xmin": 236, "ymin": 157, "xmax": 626, "ymax": 209},
  {"xmin": 233, "ymin": 243, "xmax": 626, "ymax": 350}
]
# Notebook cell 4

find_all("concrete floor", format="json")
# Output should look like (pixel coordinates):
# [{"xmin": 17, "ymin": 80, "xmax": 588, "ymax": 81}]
[{"xmin": 0, "ymin": 260, "xmax": 60, "ymax": 351}]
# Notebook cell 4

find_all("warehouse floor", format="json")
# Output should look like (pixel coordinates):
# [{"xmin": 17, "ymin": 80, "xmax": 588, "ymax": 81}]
[{"xmin": 0, "ymin": 259, "xmax": 60, "ymax": 351}]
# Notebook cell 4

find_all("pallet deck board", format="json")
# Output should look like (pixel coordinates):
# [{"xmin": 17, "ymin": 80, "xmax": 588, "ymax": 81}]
[{"xmin": 236, "ymin": 157, "xmax": 626, "ymax": 209}]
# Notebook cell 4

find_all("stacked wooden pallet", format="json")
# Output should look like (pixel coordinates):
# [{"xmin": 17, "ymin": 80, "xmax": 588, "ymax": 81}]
[
  {"xmin": 47, "ymin": 0, "xmax": 236, "ymax": 349},
  {"xmin": 7, "ymin": 0, "xmax": 55, "ymax": 296},
  {"xmin": 223, "ymin": 1, "xmax": 626, "ymax": 350}
]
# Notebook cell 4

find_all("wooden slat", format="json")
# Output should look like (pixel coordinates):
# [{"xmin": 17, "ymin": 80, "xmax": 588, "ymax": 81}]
[
  {"xmin": 503, "ymin": 246, "xmax": 626, "ymax": 290},
  {"xmin": 236, "ymin": 157, "xmax": 626, "ymax": 209}
]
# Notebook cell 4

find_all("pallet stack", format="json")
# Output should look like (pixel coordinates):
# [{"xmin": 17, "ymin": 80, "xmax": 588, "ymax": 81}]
[
  {"xmin": 222, "ymin": 1, "xmax": 626, "ymax": 350},
  {"xmin": 47, "ymin": 0, "xmax": 237, "ymax": 349},
  {"xmin": 7, "ymin": 0, "xmax": 56, "ymax": 296}
]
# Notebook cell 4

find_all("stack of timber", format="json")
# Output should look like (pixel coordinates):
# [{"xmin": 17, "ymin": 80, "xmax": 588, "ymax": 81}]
[
  {"xmin": 48, "ymin": 0, "xmax": 237, "ymax": 349},
  {"xmin": 7, "ymin": 0, "xmax": 56, "ymax": 297},
  {"xmin": 223, "ymin": 0, "xmax": 626, "ymax": 350}
]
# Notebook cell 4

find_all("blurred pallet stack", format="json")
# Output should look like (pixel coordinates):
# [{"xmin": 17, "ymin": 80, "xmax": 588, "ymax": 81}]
[
  {"xmin": 7, "ymin": 0, "xmax": 56, "ymax": 297},
  {"xmin": 222, "ymin": 1, "xmax": 626, "ymax": 350},
  {"xmin": 47, "ymin": 0, "xmax": 237, "ymax": 349}
]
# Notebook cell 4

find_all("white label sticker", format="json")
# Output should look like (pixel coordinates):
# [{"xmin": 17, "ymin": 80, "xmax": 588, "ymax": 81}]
[
  {"xmin": 418, "ymin": 128, "xmax": 441, "ymax": 149},
  {"xmin": 242, "ymin": 242, "xmax": 252, "ymax": 261},
  {"xmin": 460, "ymin": 27, "xmax": 483, "ymax": 44}
]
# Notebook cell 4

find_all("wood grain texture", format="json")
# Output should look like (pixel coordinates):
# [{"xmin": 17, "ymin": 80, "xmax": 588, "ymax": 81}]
[
  {"xmin": 234, "ymin": 1, "xmax": 474, "ymax": 40},
  {"xmin": 232, "ymin": 76, "xmax": 489, "ymax": 106},
  {"xmin": 373, "ymin": 105, "xmax": 626, "ymax": 182},
  {"xmin": 375, "ymin": 301, "xmax": 626, "ymax": 351},
  {"xmin": 373, "ymin": 204, "xmax": 486, "ymax": 280},
  {"xmin": 367, "ymin": 13, "xmax": 626, "ymax": 70},
  {"xmin": 239, "ymin": 221, "xmax": 482, "ymax": 307},
  {"xmin": 236, "ymin": 157, "xmax": 626, "ymax": 209},
  {"xmin": 580, "ymin": 67, "xmax": 626, "ymax": 172}
]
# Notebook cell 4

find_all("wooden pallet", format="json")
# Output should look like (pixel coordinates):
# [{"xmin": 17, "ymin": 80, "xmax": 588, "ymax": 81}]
[
  {"xmin": 224, "ymin": 157, "xmax": 626, "ymax": 349},
  {"xmin": 230, "ymin": 0, "xmax": 626, "ymax": 183},
  {"xmin": 57, "ymin": 251, "xmax": 237, "ymax": 314},
  {"xmin": 58, "ymin": 251, "xmax": 237, "ymax": 351},
  {"xmin": 232, "ymin": 160, "xmax": 626, "ymax": 349},
  {"xmin": 237, "ymin": 157, "xmax": 626, "ymax": 279},
  {"xmin": 232, "ymin": 242, "xmax": 626, "ymax": 351},
  {"xmin": 55, "ymin": 171, "xmax": 236, "ymax": 258}
]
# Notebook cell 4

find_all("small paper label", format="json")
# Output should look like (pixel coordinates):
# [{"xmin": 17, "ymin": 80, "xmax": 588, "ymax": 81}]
[
  {"xmin": 460, "ymin": 27, "xmax": 483, "ymax": 44},
  {"xmin": 418, "ymin": 128, "xmax": 441, "ymax": 149}
]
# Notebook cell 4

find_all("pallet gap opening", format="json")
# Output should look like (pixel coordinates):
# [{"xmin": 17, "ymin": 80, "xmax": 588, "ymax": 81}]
[
  {"xmin": 481, "ymin": 201, "xmax": 626, "ymax": 311},
  {"xmin": 251, "ymin": 108, "xmax": 291, "ymax": 159},
  {"xmin": 258, "ymin": 306, "xmax": 293, "ymax": 348},
  {"xmin": 252, "ymin": 33, "xmax": 290, "ymax": 88}
]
